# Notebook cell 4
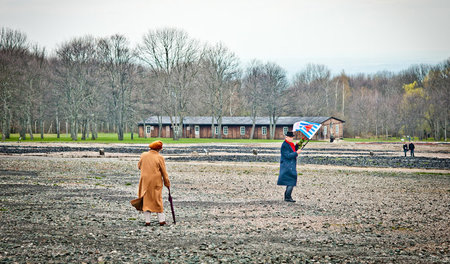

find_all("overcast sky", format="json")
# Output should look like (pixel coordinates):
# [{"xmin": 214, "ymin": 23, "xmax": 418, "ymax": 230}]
[{"xmin": 1, "ymin": 0, "xmax": 449, "ymax": 77}]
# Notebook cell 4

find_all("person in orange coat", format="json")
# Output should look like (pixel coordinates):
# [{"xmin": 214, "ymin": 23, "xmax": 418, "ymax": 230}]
[{"xmin": 138, "ymin": 140, "xmax": 171, "ymax": 226}]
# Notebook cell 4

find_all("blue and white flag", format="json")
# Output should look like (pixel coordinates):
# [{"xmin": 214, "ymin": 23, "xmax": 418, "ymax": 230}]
[{"xmin": 293, "ymin": 121, "xmax": 322, "ymax": 139}]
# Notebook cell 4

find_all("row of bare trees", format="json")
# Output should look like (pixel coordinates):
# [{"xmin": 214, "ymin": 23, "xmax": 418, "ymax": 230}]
[{"xmin": 1, "ymin": 27, "xmax": 448, "ymax": 141}]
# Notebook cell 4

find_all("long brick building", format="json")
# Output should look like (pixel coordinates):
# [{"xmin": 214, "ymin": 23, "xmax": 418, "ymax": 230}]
[{"xmin": 138, "ymin": 116, "xmax": 345, "ymax": 140}]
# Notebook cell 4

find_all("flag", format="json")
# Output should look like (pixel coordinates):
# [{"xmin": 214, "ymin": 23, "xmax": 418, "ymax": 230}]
[{"xmin": 293, "ymin": 121, "xmax": 322, "ymax": 139}]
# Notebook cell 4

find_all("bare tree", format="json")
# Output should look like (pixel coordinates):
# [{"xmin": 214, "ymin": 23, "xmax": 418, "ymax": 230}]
[
  {"xmin": 138, "ymin": 28, "xmax": 201, "ymax": 140},
  {"xmin": 125, "ymin": 65, "xmax": 147, "ymax": 140},
  {"xmin": 46, "ymin": 58, "xmax": 63, "ymax": 138},
  {"xmin": 423, "ymin": 60, "xmax": 450, "ymax": 141},
  {"xmin": 200, "ymin": 43, "xmax": 240, "ymax": 138},
  {"xmin": 55, "ymin": 36, "xmax": 97, "ymax": 141},
  {"xmin": 97, "ymin": 34, "xmax": 136, "ymax": 140},
  {"xmin": 289, "ymin": 63, "xmax": 332, "ymax": 117},
  {"xmin": 374, "ymin": 71, "xmax": 401, "ymax": 139},
  {"xmin": 242, "ymin": 60, "xmax": 265, "ymax": 139},
  {"xmin": 347, "ymin": 87, "xmax": 377, "ymax": 136},
  {"xmin": 0, "ymin": 27, "xmax": 29, "ymax": 139},
  {"xmin": 261, "ymin": 62, "xmax": 288, "ymax": 139},
  {"xmin": 24, "ymin": 45, "xmax": 47, "ymax": 140}
]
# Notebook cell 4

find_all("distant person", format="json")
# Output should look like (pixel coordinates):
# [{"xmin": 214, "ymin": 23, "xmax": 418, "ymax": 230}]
[
  {"xmin": 137, "ymin": 140, "xmax": 171, "ymax": 226},
  {"xmin": 409, "ymin": 142, "xmax": 415, "ymax": 157},
  {"xmin": 402, "ymin": 142, "xmax": 409, "ymax": 157},
  {"xmin": 277, "ymin": 131, "xmax": 302, "ymax": 202}
]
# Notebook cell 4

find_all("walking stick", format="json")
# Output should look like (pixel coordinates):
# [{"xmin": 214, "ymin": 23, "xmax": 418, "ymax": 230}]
[{"xmin": 167, "ymin": 187, "xmax": 176, "ymax": 224}]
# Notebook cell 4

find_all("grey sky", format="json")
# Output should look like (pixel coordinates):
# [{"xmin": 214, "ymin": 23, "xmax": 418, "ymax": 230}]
[{"xmin": 1, "ymin": 0, "xmax": 449, "ymax": 76}]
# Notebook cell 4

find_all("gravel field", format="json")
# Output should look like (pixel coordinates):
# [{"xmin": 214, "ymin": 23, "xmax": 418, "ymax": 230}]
[{"xmin": 1, "ymin": 142, "xmax": 449, "ymax": 263}]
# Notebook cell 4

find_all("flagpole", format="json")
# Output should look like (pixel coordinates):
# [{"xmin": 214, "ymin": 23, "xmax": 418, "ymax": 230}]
[{"xmin": 301, "ymin": 139, "xmax": 310, "ymax": 150}]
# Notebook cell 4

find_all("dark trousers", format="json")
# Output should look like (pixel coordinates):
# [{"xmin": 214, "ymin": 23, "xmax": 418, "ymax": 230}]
[
  {"xmin": 404, "ymin": 150, "xmax": 408, "ymax": 157},
  {"xmin": 410, "ymin": 150, "xmax": 414, "ymax": 157},
  {"xmin": 284, "ymin": 186, "xmax": 294, "ymax": 200}
]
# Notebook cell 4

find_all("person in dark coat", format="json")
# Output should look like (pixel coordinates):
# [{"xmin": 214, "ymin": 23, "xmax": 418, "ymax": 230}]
[
  {"xmin": 402, "ymin": 142, "xmax": 408, "ymax": 157},
  {"xmin": 277, "ymin": 131, "xmax": 302, "ymax": 202},
  {"xmin": 409, "ymin": 142, "xmax": 415, "ymax": 157}
]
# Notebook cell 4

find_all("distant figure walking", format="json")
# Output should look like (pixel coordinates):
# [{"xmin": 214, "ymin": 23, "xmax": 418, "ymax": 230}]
[
  {"xmin": 402, "ymin": 142, "xmax": 409, "ymax": 157},
  {"xmin": 409, "ymin": 142, "xmax": 415, "ymax": 157},
  {"xmin": 277, "ymin": 131, "xmax": 302, "ymax": 203},
  {"xmin": 138, "ymin": 140, "xmax": 171, "ymax": 226}
]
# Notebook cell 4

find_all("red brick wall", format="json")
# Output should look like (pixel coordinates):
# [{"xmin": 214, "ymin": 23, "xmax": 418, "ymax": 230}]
[{"xmin": 138, "ymin": 120, "xmax": 344, "ymax": 140}]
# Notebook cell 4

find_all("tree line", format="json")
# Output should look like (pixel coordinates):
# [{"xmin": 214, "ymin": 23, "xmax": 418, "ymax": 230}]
[{"xmin": 1, "ymin": 27, "xmax": 448, "ymax": 141}]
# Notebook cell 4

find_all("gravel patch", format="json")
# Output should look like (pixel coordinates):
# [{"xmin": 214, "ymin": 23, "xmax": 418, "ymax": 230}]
[{"xmin": 1, "ymin": 153, "xmax": 449, "ymax": 263}]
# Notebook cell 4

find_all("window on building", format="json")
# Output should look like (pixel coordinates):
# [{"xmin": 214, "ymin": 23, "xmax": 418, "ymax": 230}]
[
  {"xmin": 335, "ymin": 124, "xmax": 339, "ymax": 136},
  {"xmin": 223, "ymin": 126, "xmax": 228, "ymax": 135},
  {"xmin": 240, "ymin": 126, "xmax": 245, "ymax": 135},
  {"xmin": 214, "ymin": 126, "xmax": 219, "ymax": 135},
  {"xmin": 323, "ymin": 126, "xmax": 327, "ymax": 136},
  {"xmin": 146, "ymin": 126, "xmax": 151, "ymax": 134},
  {"xmin": 195, "ymin": 125, "xmax": 200, "ymax": 135},
  {"xmin": 173, "ymin": 126, "xmax": 179, "ymax": 134},
  {"xmin": 262, "ymin": 126, "xmax": 267, "ymax": 135},
  {"xmin": 283, "ymin": 127, "xmax": 288, "ymax": 135}
]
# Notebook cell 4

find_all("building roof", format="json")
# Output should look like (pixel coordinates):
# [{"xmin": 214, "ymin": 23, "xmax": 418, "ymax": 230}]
[{"xmin": 139, "ymin": 116, "xmax": 345, "ymax": 126}]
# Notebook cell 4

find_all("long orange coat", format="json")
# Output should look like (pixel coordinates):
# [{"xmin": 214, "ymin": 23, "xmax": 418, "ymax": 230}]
[{"xmin": 137, "ymin": 150, "xmax": 170, "ymax": 213}]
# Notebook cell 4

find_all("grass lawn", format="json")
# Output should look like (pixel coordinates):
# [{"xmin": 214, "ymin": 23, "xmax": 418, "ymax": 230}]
[
  {"xmin": 343, "ymin": 137, "xmax": 434, "ymax": 142},
  {"xmin": 1, "ymin": 133, "xmax": 283, "ymax": 144},
  {"xmin": 2, "ymin": 133, "xmax": 435, "ymax": 144}
]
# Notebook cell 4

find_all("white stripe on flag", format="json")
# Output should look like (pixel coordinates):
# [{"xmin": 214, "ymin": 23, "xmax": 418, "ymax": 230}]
[{"xmin": 292, "ymin": 121, "xmax": 322, "ymax": 139}]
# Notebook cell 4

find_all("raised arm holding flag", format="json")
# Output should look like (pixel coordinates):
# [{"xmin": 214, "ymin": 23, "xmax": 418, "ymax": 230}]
[{"xmin": 293, "ymin": 121, "xmax": 322, "ymax": 149}]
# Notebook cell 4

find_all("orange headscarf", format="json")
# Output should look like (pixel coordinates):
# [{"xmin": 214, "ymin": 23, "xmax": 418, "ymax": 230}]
[{"xmin": 149, "ymin": 140, "xmax": 163, "ymax": 151}]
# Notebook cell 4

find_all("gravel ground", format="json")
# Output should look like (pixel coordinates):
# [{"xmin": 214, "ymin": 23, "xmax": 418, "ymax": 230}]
[{"xmin": 1, "ymin": 142, "xmax": 450, "ymax": 263}]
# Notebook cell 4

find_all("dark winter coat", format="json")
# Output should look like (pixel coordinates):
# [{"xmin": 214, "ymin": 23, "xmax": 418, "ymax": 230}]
[
  {"xmin": 277, "ymin": 140, "xmax": 299, "ymax": 186},
  {"xmin": 403, "ymin": 144, "xmax": 408, "ymax": 151},
  {"xmin": 409, "ymin": 143, "xmax": 415, "ymax": 150}
]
